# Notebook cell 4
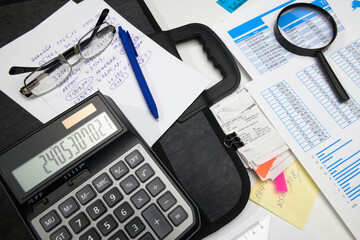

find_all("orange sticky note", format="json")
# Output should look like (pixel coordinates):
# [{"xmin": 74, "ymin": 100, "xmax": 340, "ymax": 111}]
[
  {"xmin": 274, "ymin": 172, "xmax": 288, "ymax": 192},
  {"xmin": 256, "ymin": 157, "xmax": 276, "ymax": 179}
]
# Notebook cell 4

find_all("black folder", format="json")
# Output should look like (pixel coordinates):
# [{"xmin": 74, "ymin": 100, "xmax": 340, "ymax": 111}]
[{"xmin": 138, "ymin": 2, "xmax": 251, "ymax": 239}]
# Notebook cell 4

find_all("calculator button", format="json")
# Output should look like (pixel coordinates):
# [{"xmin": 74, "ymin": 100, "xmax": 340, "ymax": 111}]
[
  {"xmin": 79, "ymin": 227, "xmax": 101, "ymax": 240},
  {"xmin": 109, "ymin": 161, "xmax": 129, "ymax": 180},
  {"xmin": 86, "ymin": 199, "xmax": 107, "ymax": 220},
  {"xmin": 135, "ymin": 163, "xmax": 154, "ymax": 182},
  {"xmin": 92, "ymin": 173, "xmax": 112, "ymax": 192},
  {"xmin": 157, "ymin": 192, "xmax": 177, "ymax": 211},
  {"xmin": 97, "ymin": 214, "xmax": 118, "ymax": 236},
  {"xmin": 131, "ymin": 189, "xmax": 150, "ymax": 209},
  {"xmin": 125, "ymin": 150, "xmax": 144, "ymax": 168},
  {"xmin": 58, "ymin": 197, "xmax": 79, "ymax": 218},
  {"xmin": 50, "ymin": 226, "xmax": 71, "ymax": 240},
  {"xmin": 76, "ymin": 185, "xmax": 96, "ymax": 205},
  {"xmin": 39, "ymin": 210, "xmax": 61, "ymax": 232},
  {"xmin": 146, "ymin": 177, "xmax": 165, "ymax": 197},
  {"xmin": 109, "ymin": 230, "xmax": 129, "ymax": 240},
  {"xmin": 142, "ymin": 204, "xmax": 173, "ymax": 239},
  {"xmin": 114, "ymin": 202, "xmax": 134, "ymax": 223},
  {"xmin": 139, "ymin": 232, "xmax": 155, "ymax": 240},
  {"xmin": 120, "ymin": 175, "xmax": 139, "ymax": 194},
  {"xmin": 103, "ymin": 187, "xmax": 123, "ymax": 207},
  {"xmin": 69, "ymin": 212, "xmax": 90, "ymax": 234},
  {"xmin": 125, "ymin": 217, "xmax": 145, "ymax": 238},
  {"xmin": 168, "ymin": 206, "xmax": 188, "ymax": 226}
]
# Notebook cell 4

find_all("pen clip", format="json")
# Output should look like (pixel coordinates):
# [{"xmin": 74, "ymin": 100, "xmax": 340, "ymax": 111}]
[{"xmin": 126, "ymin": 31, "xmax": 138, "ymax": 57}]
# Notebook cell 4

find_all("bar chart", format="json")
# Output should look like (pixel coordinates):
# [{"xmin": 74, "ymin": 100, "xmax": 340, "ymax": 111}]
[{"xmin": 315, "ymin": 138, "xmax": 360, "ymax": 202}]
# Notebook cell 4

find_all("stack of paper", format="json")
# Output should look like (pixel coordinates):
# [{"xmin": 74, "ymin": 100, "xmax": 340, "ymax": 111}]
[
  {"xmin": 211, "ymin": 86, "xmax": 296, "ymax": 180},
  {"xmin": 0, "ymin": 0, "xmax": 210, "ymax": 146},
  {"xmin": 213, "ymin": 0, "xmax": 360, "ymax": 237}
]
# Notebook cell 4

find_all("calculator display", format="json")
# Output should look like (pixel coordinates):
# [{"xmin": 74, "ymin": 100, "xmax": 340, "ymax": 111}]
[{"xmin": 12, "ymin": 112, "xmax": 117, "ymax": 193}]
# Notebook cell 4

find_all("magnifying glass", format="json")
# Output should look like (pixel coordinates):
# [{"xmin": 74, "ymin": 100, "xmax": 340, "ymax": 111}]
[{"xmin": 274, "ymin": 3, "xmax": 350, "ymax": 102}]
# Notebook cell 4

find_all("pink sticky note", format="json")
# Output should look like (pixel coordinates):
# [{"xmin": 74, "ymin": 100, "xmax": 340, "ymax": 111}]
[{"xmin": 274, "ymin": 172, "xmax": 288, "ymax": 192}]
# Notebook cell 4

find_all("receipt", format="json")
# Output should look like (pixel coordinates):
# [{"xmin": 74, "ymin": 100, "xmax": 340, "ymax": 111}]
[{"xmin": 211, "ymin": 86, "xmax": 294, "ymax": 179}]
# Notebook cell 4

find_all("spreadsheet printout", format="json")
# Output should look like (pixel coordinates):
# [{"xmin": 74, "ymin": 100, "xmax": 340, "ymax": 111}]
[
  {"xmin": 246, "ymin": 26, "xmax": 360, "ymax": 239},
  {"xmin": 213, "ymin": 0, "xmax": 344, "ymax": 80}
]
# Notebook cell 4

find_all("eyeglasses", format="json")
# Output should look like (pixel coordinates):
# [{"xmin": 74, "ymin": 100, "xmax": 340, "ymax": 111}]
[{"xmin": 9, "ymin": 9, "xmax": 116, "ymax": 98}]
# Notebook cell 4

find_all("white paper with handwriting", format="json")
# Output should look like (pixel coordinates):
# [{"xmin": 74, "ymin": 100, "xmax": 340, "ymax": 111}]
[{"xmin": 0, "ymin": 0, "xmax": 209, "ymax": 146}]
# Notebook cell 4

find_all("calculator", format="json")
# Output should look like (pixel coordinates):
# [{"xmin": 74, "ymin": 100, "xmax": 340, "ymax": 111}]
[{"xmin": 0, "ymin": 92, "xmax": 200, "ymax": 240}]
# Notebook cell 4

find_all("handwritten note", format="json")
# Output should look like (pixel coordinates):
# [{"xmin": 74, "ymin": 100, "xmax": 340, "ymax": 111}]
[
  {"xmin": 250, "ymin": 160, "xmax": 319, "ymax": 230},
  {"xmin": 0, "ymin": 0, "xmax": 209, "ymax": 146}
]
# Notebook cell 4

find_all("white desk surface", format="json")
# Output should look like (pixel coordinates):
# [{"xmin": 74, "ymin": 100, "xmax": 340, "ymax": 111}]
[{"xmin": 143, "ymin": 0, "xmax": 357, "ymax": 239}]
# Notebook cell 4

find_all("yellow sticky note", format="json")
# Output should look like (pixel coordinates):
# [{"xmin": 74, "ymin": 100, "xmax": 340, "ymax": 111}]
[{"xmin": 250, "ymin": 160, "xmax": 319, "ymax": 230}]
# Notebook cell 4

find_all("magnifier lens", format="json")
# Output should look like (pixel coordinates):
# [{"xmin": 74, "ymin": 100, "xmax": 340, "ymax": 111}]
[{"xmin": 277, "ymin": 6, "xmax": 335, "ymax": 50}]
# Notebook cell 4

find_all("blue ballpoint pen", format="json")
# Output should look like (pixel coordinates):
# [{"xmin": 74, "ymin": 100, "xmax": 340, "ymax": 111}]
[{"xmin": 118, "ymin": 26, "xmax": 159, "ymax": 119}]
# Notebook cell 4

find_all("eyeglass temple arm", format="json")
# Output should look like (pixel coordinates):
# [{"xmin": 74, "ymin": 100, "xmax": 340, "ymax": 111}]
[
  {"xmin": 92, "ymin": 8, "xmax": 109, "ymax": 37},
  {"xmin": 8, "ymin": 8, "xmax": 109, "ymax": 76},
  {"xmin": 9, "ymin": 46, "xmax": 75, "ymax": 75}
]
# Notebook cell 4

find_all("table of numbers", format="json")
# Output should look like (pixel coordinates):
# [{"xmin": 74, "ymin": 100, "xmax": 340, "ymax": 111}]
[
  {"xmin": 234, "ymin": 26, "xmax": 293, "ymax": 75},
  {"xmin": 330, "ymin": 38, "xmax": 360, "ymax": 87},
  {"xmin": 261, "ymin": 81, "xmax": 329, "ymax": 152},
  {"xmin": 297, "ymin": 64, "xmax": 360, "ymax": 129}
]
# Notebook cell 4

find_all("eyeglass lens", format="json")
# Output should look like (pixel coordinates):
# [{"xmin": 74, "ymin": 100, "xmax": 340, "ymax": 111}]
[
  {"xmin": 23, "ymin": 22, "xmax": 115, "ymax": 97},
  {"xmin": 80, "ymin": 23, "xmax": 115, "ymax": 60},
  {"xmin": 23, "ymin": 56, "xmax": 72, "ymax": 96}
]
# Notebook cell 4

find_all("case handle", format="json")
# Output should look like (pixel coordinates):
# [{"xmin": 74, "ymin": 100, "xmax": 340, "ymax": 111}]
[{"xmin": 150, "ymin": 23, "xmax": 241, "ymax": 122}]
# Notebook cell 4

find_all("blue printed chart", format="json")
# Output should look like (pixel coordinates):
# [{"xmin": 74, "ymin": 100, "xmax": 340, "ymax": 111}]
[
  {"xmin": 226, "ymin": 0, "xmax": 343, "ymax": 76},
  {"xmin": 232, "ymin": 24, "xmax": 292, "ymax": 75},
  {"xmin": 296, "ymin": 64, "xmax": 360, "ymax": 129},
  {"xmin": 278, "ymin": 2, "xmax": 344, "ymax": 49},
  {"xmin": 242, "ymin": 0, "xmax": 360, "ymax": 237},
  {"xmin": 261, "ymin": 81, "xmax": 330, "ymax": 152},
  {"xmin": 330, "ymin": 37, "xmax": 360, "ymax": 88},
  {"xmin": 250, "ymin": 69, "xmax": 360, "ymax": 237},
  {"xmin": 353, "ymin": 0, "xmax": 360, "ymax": 11},
  {"xmin": 260, "ymin": 75, "xmax": 360, "ymax": 205},
  {"xmin": 227, "ymin": 0, "xmax": 295, "ymax": 75},
  {"xmin": 216, "ymin": 0, "xmax": 248, "ymax": 13},
  {"xmin": 315, "ymin": 138, "xmax": 360, "ymax": 203}
]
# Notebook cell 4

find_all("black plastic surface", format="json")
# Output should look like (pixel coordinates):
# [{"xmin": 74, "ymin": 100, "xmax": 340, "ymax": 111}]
[{"xmin": 145, "ymin": 20, "xmax": 250, "ymax": 239}]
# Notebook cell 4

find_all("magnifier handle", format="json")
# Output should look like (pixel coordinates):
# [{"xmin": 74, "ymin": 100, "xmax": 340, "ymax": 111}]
[{"xmin": 316, "ymin": 52, "xmax": 350, "ymax": 102}]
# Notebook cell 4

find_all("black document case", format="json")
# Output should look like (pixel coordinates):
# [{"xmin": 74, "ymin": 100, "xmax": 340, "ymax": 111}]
[{"xmin": 137, "ymin": 3, "xmax": 251, "ymax": 238}]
